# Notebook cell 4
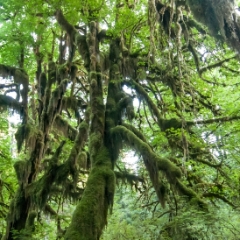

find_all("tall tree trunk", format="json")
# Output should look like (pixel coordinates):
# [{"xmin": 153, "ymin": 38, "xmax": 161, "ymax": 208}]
[{"xmin": 65, "ymin": 22, "xmax": 115, "ymax": 240}]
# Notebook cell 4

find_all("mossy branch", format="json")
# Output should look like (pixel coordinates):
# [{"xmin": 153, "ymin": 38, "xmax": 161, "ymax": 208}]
[
  {"xmin": 122, "ymin": 123, "xmax": 147, "ymax": 143},
  {"xmin": 0, "ymin": 95, "xmax": 23, "ymax": 114},
  {"xmin": 187, "ymin": 115, "xmax": 240, "ymax": 126},
  {"xmin": 115, "ymin": 171, "xmax": 144, "ymax": 185},
  {"xmin": 26, "ymin": 141, "xmax": 66, "ymax": 209},
  {"xmin": 55, "ymin": 9, "xmax": 75, "ymax": 35},
  {"xmin": 123, "ymin": 80, "xmax": 163, "ymax": 128},
  {"xmin": 176, "ymin": 179, "xmax": 207, "ymax": 209},
  {"xmin": 54, "ymin": 114, "xmax": 77, "ymax": 141},
  {"xmin": 111, "ymin": 125, "xmax": 182, "ymax": 179},
  {"xmin": 186, "ymin": 0, "xmax": 240, "ymax": 52},
  {"xmin": 202, "ymin": 192, "xmax": 235, "ymax": 207},
  {"xmin": 199, "ymin": 56, "xmax": 236, "ymax": 75},
  {"xmin": 0, "ymin": 64, "xmax": 29, "ymax": 105},
  {"xmin": 111, "ymin": 125, "xmax": 181, "ymax": 207}
]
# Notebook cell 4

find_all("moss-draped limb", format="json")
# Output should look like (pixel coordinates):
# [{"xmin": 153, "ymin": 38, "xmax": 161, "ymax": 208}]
[
  {"xmin": 39, "ymin": 116, "xmax": 89, "ymax": 195},
  {"xmin": 55, "ymin": 9, "xmax": 90, "ymax": 67},
  {"xmin": 176, "ymin": 179, "xmax": 207, "ymax": 208},
  {"xmin": 122, "ymin": 123, "xmax": 148, "ymax": 143},
  {"xmin": 26, "ymin": 141, "xmax": 66, "ymax": 209},
  {"xmin": 0, "ymin": 95, "xmax": 23, "ymax": 113},
  {"xmin": 115, "ymin": 171, "xmax": 144, "ymax": 186},
  {"xmin": 54, "ymin": 114, "xmax": 77, "ymax": 141},
  {"xmin": 202, "ymin": 192, "xmax": 235, "ymax": 207},
  {"xmin": 0, "ymin": 64, "xmax": 29, "ymax": 105},
  {"xmin": 111, "ymin": 125, "xmax": 181, "ymax": 206},
  {"xmin": 186, "ymin": 0, "xmax": 240, "ymax": 52},
  {"xmin": 3, "ymin": 133, "xmax": 44, "ymax": 240},
  {"xmin": 122, "ymin": 80, "xmax": 181, "ymax": 131},
  {"xmin": 186, "ymin": 115, "xmax": 240, "ymax": 126},
  {"xmin": 22, "ymin": 116, "xmax": 89, "ymax": 215},
  {"xmin": 65, "ymin": 147, "xmax": 115, "ymax": 240}
]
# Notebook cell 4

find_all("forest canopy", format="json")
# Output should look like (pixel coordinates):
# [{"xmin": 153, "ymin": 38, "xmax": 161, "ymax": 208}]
[{"xmin": 1, "ymin": 0, "xmax": 240, "ymax": 239}]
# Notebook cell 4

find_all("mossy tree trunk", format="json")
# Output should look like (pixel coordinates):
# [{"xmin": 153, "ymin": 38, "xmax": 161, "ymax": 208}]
[{"xmin": 64, "ymin": 21, "xmax": 115, "ymax": 239}]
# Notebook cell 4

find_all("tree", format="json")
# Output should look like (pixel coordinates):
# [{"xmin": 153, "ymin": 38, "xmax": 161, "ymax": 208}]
[{"xmin": 1, "ymin": 0, "xmax": 240, "ymax": 239}]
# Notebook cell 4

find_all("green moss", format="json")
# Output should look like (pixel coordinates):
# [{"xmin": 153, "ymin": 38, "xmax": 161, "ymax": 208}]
[
  {"xmin": 79, "ymin": 120, "xmax": 88, "ymax": 131},
  {"xmin": 111, "ymin": 125, "xmax": 185, "ymax": 207},
  {"xmin": 89, "ymin": 132, "xmax": 103, "ymax": 161},
  {"xmin": 77, "ymin": 151, "xmax": 88, "ymax": 169},
  {"xmin": 65, "ymin": 147, "xmax": 115, "ymax": 240},
  {"xmin": 14, "ymin": 161, "xmax": 31, "ymax": 185},
  {"xmin": 15, "ymin": 124, "xmax": 31, "ymax": 152},
  {"xmin": 176, "ymin": 179, "xmax": 207, "ymax": 209},
  {"xmin": 123, "ymin": 80, "xmax": 164, "ymax": 128}
]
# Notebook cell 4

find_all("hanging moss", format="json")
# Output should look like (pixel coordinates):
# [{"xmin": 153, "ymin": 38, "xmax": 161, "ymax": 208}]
[
  {"xmin": 54, "ymin": 118, "xmax": 89, "ymax": 187},
  {"xmin": 115, "ymin": 171, "xmax": 144, "ymax": 187},
  {"xmin": 54, "ymin": 114, "xmax": 77, "ymax": 141},
  {"xmin": 111, "ymin": 125, "xmax": 184, "ymax": 207},
  {"xmin": 15, "ymin": 124, "xmax": 31, "ymax": 152},
  {"xmin": 186, "ymin": 0, "xmax": 240, "ymax": 52},
  {"xmin": 26, "ymin": 141, "xmax": 65, "ymax": 209},
  {"xmin": 14, "ymin": 161, "xmax": 31, "ymax": 186},
  {"xmin": 0, "ymin": 94, "xmax": 22, "ymax": 113}
]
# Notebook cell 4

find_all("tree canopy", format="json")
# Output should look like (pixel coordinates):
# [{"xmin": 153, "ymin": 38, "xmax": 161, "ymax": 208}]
[{"xmin": 1, "ymin": 0, "xmax": 240, "ymax": 239}]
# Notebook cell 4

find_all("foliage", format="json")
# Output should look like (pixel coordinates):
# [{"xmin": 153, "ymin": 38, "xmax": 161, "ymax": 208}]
[{"xmin": 0, "ymin": 0, "xmax": 240, "ymax": 239}]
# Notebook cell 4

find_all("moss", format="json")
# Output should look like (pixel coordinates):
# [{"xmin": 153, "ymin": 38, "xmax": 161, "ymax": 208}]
[
  {"xmin": 186, "ymin": 0, "xmax": 240, "ymax": 52},
  {"xmin": 65, "ymin": 147, "xmax": 115, "ymax": 240},
  {"xmin": 77, "ymin": 151, "xmax": 88, "ymax": 169},
  {"xmin": 15, "ymin": 124, "xmax": 31, "ymax": 152},
  {"xmin": 79, "ymin": 120, "xmax": 88, "ymax": 131},
  {"xmin": 123, "ymin": 80, "xmax": 163, "ymax": 127},
  {"xmin": 54, "ymin": 114, "xmax": 77, "ymax": 140},
  {"xmin": 89, "ymin": 132, "xmax": 103, "ymax": 161},
  {"xmin": 14, "ymin": 161, "xmax": 31, "ymax": 186},
  {"xmin": 176, "ymin": 179, "xmax": 207, "ymax": 209},
  {"xmin": 93, "ymin": 146, "xmax": 112, "ymax": 167},
  {"xmin": 155, "ymin": 157, "xmax": 182, "ymax": 180},
  {"xmin": 26, "ymin": 211, "xmax": 37, "ymax": 231},
  {"xmin": 111, "ymin": 125, "xmax": 184, "ymax": 207}
]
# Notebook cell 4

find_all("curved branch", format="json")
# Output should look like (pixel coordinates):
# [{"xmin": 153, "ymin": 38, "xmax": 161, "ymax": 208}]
[
  {"xmin": 176, "ymin": 179, "xmax": 207, "ymax": 208},
  {"xmin": 115, "ymin": 171, "xmax": 144, "ymax": 184},
  {"xmin": 187, "ymin": 115, "xmax": 240, "ymax": 126},
  {"xmin": 111, "ymin": 125, "xmax": 181, "ymax": 179},
  {"xmin": 0, "ymin": 95, "xmax": 23, "ymax": 113},
  {"xmin": 111, "ymin": 125, "xmax": 182, "ymax": 207},
  {"xmin": 202, "ymin": 192, "xmax": 235, "ymax": 208},
  {"xmin": 199, "ymin": 56, "xmax": 237, "ymax": 75},
  {"xmin": 195, "ymin": 158, "xmax": 221, "ymax": 169},
  {"xmin": 123, "ymin": 80, "xmax": 164, "ymax": 128}
]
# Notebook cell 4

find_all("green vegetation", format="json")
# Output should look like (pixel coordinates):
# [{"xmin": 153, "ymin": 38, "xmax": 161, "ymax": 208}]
[{"xmin": 1, "ymin": 0, "xmax": 240, "ymax": 239}]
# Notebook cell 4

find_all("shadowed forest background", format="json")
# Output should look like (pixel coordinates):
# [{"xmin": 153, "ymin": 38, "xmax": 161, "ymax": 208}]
[{"xmin": 1, "ymin": 0, "xmax": 240, "ymax": 239}]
